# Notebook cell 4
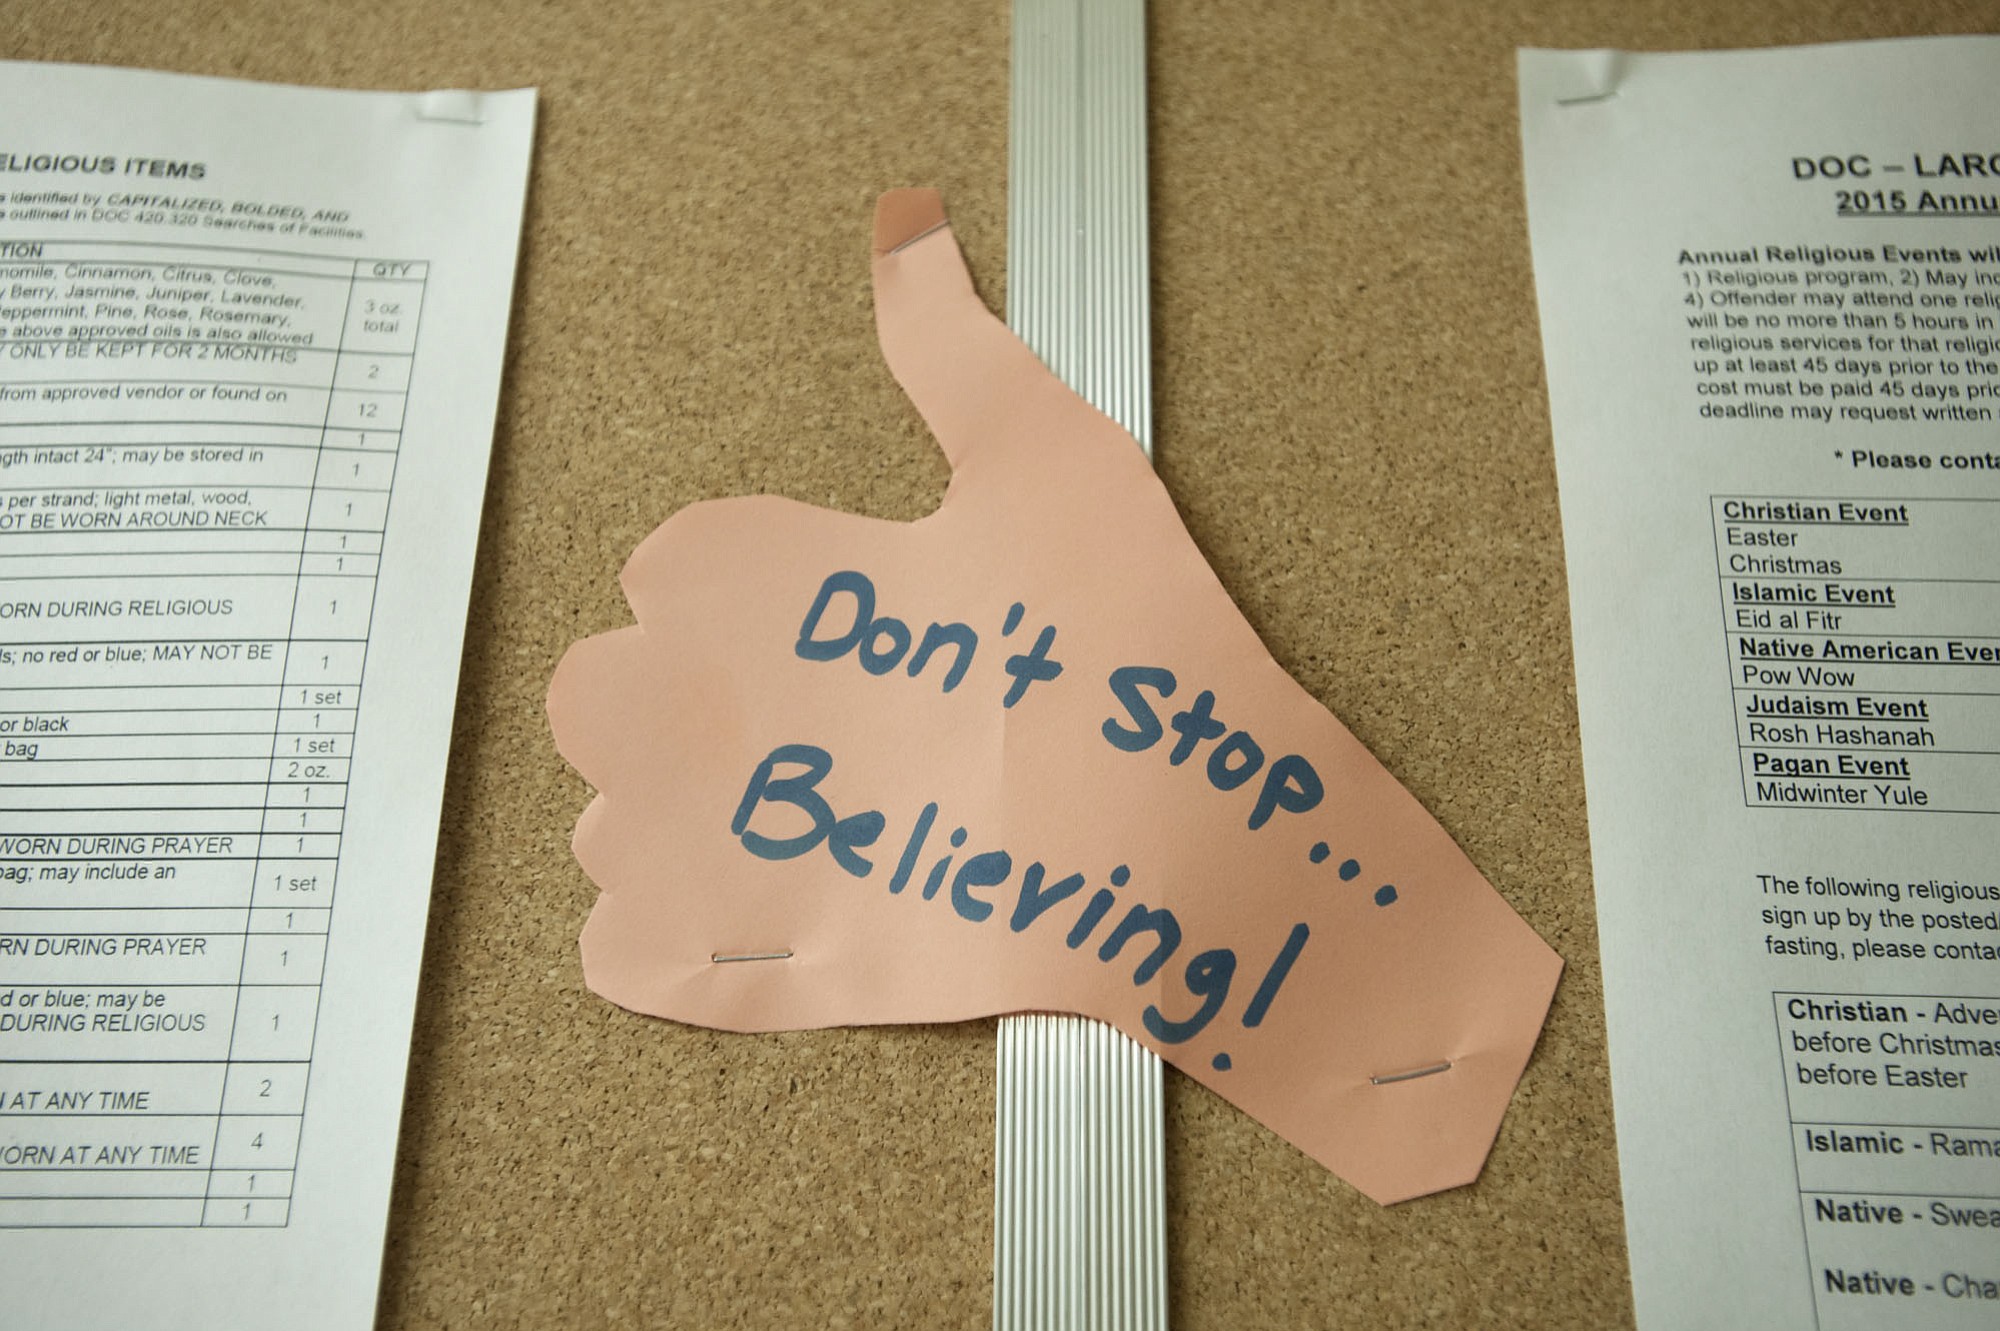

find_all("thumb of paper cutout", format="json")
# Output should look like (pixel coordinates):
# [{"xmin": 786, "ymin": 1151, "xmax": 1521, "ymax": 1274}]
[{"xmin": 549, "ymin": 190, "xmax": 1561, "ymax": 1204}]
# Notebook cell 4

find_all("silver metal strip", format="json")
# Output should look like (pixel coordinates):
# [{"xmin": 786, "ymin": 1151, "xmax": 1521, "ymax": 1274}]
[
  {"xmin": 1006, "ymin": 0, "xmax": 1153, "ymax": 458},
  {"xmin": 995, "ymin": 3, "xmax": 1165, "ymax": 1329}
]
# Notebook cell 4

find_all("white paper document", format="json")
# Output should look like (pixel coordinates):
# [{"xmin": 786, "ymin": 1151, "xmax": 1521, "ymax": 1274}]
[
  {"xmin": 1521, "ymin": 37, "xmax": 2000, "ymax": 1331},
  {"xmin": 0, "ymin": 64, "xmax": 533, "ymax": 1328}
]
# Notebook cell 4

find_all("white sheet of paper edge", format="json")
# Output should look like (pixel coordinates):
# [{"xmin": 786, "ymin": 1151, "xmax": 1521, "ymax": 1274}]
[
  {"xmin": 0, "ymin": 62, "xmax": 532, "ymax": 1330},
  {"xmin": 1522, "ymin": 36, "xmax": 2000, "ymax": 1331}
]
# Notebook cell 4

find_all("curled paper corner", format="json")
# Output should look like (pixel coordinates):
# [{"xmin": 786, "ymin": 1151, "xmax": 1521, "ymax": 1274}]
[
  {"xmin": 1521, "ymin": 47, "xmax": 1629, "ymax": 107},
  {"xmin": 414, "ymin": 89, "xmax": 489, "ymax": 125},
  {"xmin": 872, "ymin": 186, "xmax": 950, "ymax": 257},
  {"xmin": 548, "ymin": 189, "xmax": 1563, "ymax": 1204}
]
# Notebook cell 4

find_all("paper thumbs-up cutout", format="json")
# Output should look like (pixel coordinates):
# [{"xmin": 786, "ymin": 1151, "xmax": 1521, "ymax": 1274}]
[{"xmin": 549, "ymin": 190, "xmax": 1561, "ymax": 1204}]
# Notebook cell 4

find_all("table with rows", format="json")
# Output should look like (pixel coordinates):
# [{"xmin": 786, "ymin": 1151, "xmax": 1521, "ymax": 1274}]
[{"xmin": 0, "ymin": 241, "xmax": 423, "ymax": 1226}]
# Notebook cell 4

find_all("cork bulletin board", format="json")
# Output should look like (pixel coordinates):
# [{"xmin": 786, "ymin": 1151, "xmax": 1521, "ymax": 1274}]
[{"xmin": 3, "ymin": 1, "xmax": 1993, "ymax": 1326}]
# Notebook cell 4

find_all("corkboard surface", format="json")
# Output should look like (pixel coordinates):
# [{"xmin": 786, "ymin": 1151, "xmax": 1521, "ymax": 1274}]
[{"xmin": 3, "ymin": 2, "xmax": 1993, "ymax": 1326}]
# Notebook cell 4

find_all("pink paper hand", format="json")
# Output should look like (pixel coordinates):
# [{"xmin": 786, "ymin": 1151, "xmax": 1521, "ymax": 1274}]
[{"xmin": 549, "ymin": 191, "xmax": 1561, "ymax": 1204}]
